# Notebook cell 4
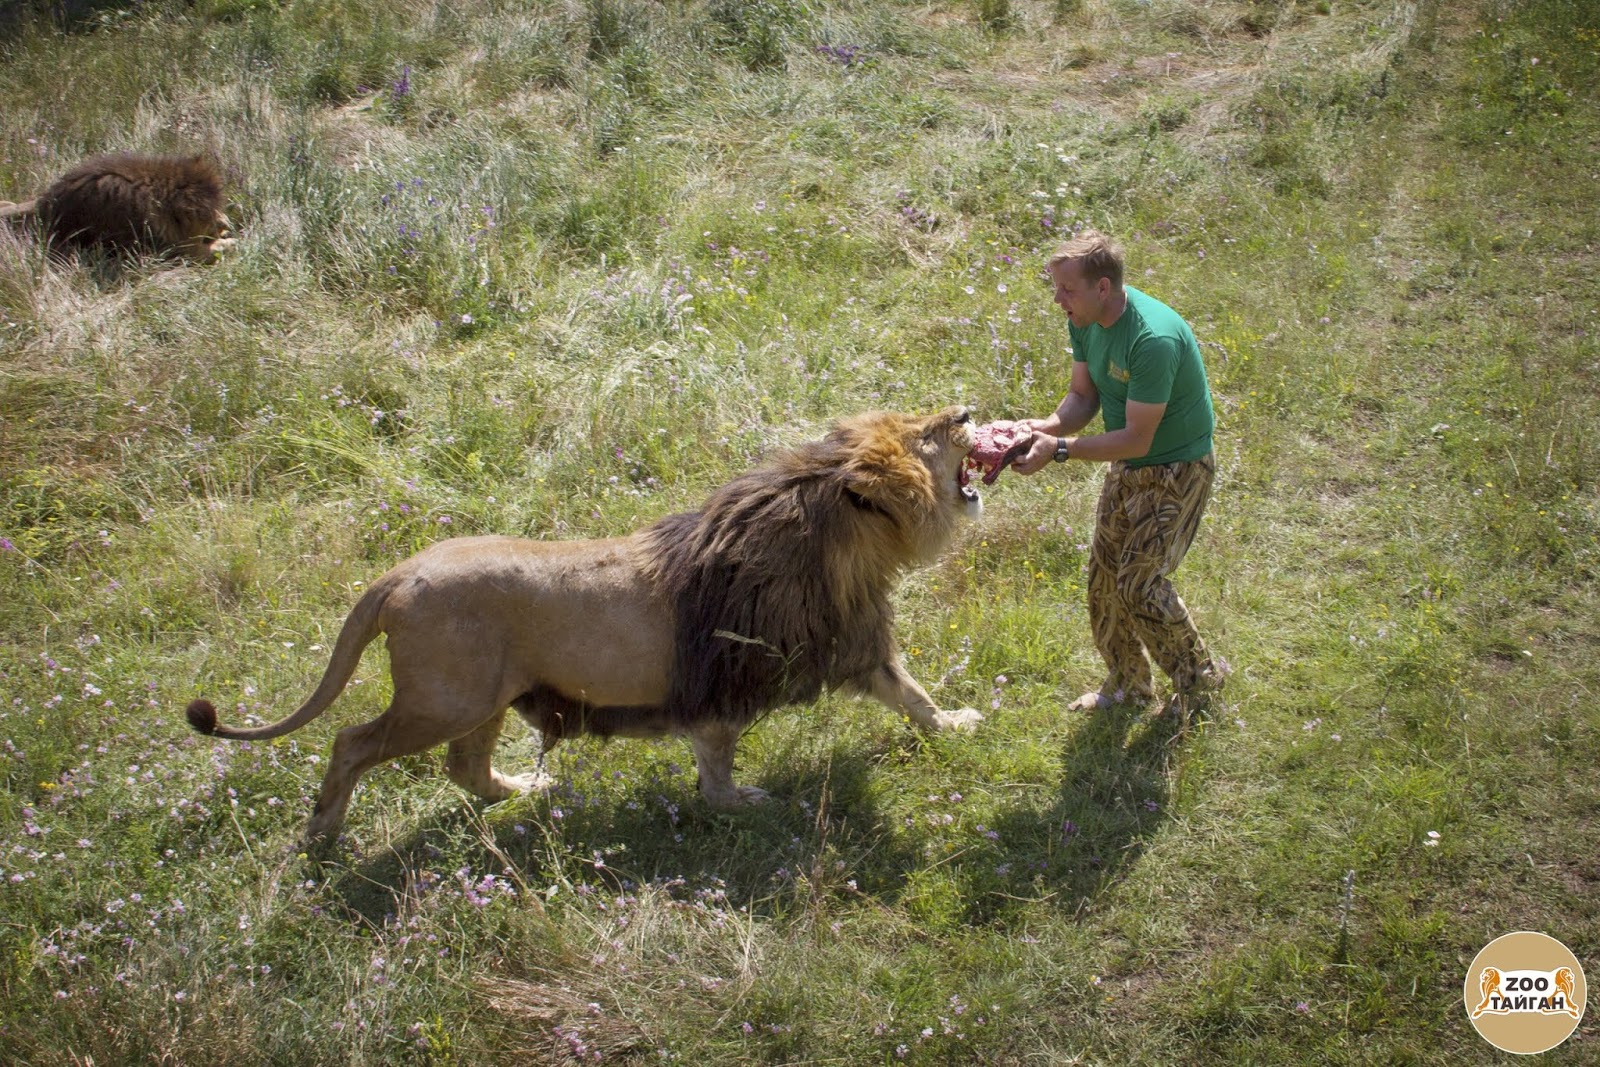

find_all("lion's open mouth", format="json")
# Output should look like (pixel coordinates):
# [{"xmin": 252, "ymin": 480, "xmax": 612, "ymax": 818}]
[{"xmin": 957, "ymin": 461, "xmax": 979, "ymax": 504}]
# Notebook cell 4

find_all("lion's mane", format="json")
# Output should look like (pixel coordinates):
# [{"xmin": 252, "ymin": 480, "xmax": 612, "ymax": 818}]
[
  {"xmin": 637, "ymin": 417, "xmax": 948, "ymax": 729},
  {"xmin": 13, "ymin": 153, "xmax": 227, "ymax": 256}
]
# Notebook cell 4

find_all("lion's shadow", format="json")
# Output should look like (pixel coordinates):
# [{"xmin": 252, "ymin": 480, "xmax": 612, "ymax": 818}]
[
  {"xmin": 325, "ymin": 708, "xmax": 1187, "ymax": 933},
  {"xmin": 323, "ymin": 737, "xmax": 928, "ymax": 928}
]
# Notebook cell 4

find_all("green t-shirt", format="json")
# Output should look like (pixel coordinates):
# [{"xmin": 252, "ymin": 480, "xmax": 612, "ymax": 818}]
[{"xmin": 1069, "ymin": 285, "xmax": 1215, "ymax": 467}]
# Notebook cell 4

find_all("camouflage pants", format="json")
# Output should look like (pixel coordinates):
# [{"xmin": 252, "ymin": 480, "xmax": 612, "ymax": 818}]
[{"xmin": 1085, "ymin": 451, "xmax": 1220, "ymax": 702}]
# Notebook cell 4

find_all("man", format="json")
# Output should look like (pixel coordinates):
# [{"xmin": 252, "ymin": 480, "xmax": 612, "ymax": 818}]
[{"xmin": 1006, "ymin": 229, "xmax": 1226, "ymax": 717}]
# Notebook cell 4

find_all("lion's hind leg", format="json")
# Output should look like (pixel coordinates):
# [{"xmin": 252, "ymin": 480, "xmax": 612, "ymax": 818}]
[
  {"xmin": 305, "ymin": 693, "xmax": 502, "ymax": 842},
  {"xmin": 444, "ymin": 709, "xmax": 552, "ymax": 800},
  {"xmin": 307, "ymin": 712, "xmax": 402, "ymax": 842},
  {"xmin": 691, "ymin": 721, "xmax": 769, "ymax": 809}
]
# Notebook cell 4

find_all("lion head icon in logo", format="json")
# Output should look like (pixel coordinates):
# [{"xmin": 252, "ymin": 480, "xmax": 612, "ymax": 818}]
[
  {"xmin": 1471, "ymin": 967, "xmax": 1503, "ymax": 1019},
  {"xmin": 1555, "ymin": 967, "xmax": 1581, "ymax": 1018}
]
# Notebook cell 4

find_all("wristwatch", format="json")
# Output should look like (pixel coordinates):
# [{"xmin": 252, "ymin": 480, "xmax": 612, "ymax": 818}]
[{"xmin": 1052, "ymin": 437, "xmax": 1071, "ymax": 462}]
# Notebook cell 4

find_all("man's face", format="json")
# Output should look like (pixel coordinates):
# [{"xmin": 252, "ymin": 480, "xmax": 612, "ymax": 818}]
[{"xmin": 1048, "ymin": 259, "xmax": 1104, "ymax": 327}]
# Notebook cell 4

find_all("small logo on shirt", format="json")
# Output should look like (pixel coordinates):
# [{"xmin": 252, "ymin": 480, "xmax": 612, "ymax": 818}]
[{"xmin": 1108, "ymin": 360, "xmax": 1130, "ymax": 383}]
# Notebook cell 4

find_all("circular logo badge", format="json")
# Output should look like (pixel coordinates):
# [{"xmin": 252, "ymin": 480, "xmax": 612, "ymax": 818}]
[{"xmin": 1464, "ymin": 931, "xmax": 1586, "ymax": 1054}]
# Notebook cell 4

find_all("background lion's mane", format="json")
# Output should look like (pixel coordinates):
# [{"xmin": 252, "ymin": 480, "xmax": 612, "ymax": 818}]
[{"xmin": 33, "ymin": 153, "xmax": 224, "ymax": 254}]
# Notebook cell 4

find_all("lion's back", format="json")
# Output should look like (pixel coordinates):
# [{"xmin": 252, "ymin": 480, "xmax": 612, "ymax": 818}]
[{"xmin": 376, "ymin": 533, "xmax": 674, "ymax": 707}]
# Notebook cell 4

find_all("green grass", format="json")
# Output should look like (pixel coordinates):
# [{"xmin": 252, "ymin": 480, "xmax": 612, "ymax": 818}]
[{"xmin": 2, "ymin": 0, "xmax": 1598, "ymax": 1063}]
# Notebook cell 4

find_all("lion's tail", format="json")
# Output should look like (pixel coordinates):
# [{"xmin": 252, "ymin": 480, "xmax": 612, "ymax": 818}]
[
  {"xmin": 0, "ymin": 198, "xmax": 38, "ymax": 220},
  {"xmin": 186, "ymin": 577, "xmax": 394, "ymax": 742}
]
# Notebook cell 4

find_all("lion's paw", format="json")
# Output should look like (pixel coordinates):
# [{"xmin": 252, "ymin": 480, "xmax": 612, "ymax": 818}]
[
  {"xmin": 933, "ymin": 707, "xmax": 985, "ymax": 733},
  {"xmin": 201, "ymin": 236, "xmax": 237, "ymax": 262},
  {"xmin": 705, "ymin": 784, "xmax": 771, "ymax": 810},
  {"xmin": 501, "ymin": 769, "xmax": 555, "ymax": 795}
]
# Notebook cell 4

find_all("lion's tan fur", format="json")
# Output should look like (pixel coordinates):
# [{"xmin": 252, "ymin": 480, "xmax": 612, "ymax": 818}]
[
  {"xmin": 186, "ymin": 407, "xmax": 985, "ymax": 843},
  {"xmin": 1, "ymin": 153, "xmax": 233, "ymax": 262}
]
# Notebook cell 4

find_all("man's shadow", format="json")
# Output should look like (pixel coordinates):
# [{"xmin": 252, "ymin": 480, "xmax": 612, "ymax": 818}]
[{"xmin": 981, "ymin": 702, "xmax": 1188, "ymax": 923}]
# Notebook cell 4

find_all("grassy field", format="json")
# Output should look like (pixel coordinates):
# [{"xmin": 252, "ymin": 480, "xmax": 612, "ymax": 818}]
[{"xmin": 1, "ymin": 0, "xmax": 1597, "ymax": 1062}]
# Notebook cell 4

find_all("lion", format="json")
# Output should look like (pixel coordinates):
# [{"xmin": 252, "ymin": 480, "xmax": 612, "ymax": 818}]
[
  {"xmin": 186, "ymin": 406, "xmax": 988, "ymax": 842},
  {"xmin": 0, "ymin": 152, "xmax": 234, "ymax": 263}
]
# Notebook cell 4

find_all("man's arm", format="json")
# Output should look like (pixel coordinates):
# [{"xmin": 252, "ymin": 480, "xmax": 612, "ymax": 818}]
[
  {"xmin": 1011, "ymin": 399, "xmax": 1165, "ymax": 472},
  {"xmin": 1058, "ymin": 399, "xmax": 1165, "ymax": 461},
  {"xmin": 1025, "ymin": 360, "xmax": 1099, "ymax": 436}
]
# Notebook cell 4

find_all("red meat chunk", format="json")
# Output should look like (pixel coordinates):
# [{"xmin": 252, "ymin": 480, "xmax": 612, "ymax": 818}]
[{"xmin": 966, "ymin": 422, "xmax": 1034, "ymax": 484}]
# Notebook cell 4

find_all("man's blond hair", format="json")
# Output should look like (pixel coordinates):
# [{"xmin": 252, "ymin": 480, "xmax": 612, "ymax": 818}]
[{"xmin": 1046, "ymin": 228, "xmax": 1124, "ymax": 289}]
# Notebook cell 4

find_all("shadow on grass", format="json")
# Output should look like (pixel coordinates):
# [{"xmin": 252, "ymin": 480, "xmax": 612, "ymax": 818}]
[
  {"xmin": 980, "ymin": 702, "xmax": 1185, "ymax": 923},
  {"xmin": 320, "ymin": 706, "xmax": 1189, "ymax": 933},
  {"xmin": 0, "ymin": 0, "xmax": 137, "ymax": 40},
  {"xmin": 322, "ymin": 741, "xmax": 926, "ymax": 928}
]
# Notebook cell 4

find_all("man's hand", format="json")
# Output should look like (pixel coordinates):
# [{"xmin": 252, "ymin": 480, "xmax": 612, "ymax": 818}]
[{"xmin": 1008, "ymin": 431, "xmax": 1062, "ymax": 475}]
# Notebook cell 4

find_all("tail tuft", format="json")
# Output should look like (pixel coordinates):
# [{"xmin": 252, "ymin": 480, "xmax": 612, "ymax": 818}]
[{"xmin": 186, "ymin": 698, "xmax": 219, "ymax": 735}]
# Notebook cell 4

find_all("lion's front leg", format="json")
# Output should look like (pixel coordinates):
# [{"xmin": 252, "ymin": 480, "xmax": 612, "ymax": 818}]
[
  {"xmin": 690, "ymin": 721, "xmax": 769, "ymax": 809},
  {"xmin": 868, "ymin": 661, "xmax": 984, "ymax": 733}
]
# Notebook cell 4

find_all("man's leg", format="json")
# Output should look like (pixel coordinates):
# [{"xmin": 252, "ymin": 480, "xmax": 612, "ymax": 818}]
[
  {"xmin": 1110, "ymin": 453, "xmax": 1224, "ymax": 713},
  {"xmin": 1072, "ymin": 462, "xmax": 1156, "ymax": 711}
]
